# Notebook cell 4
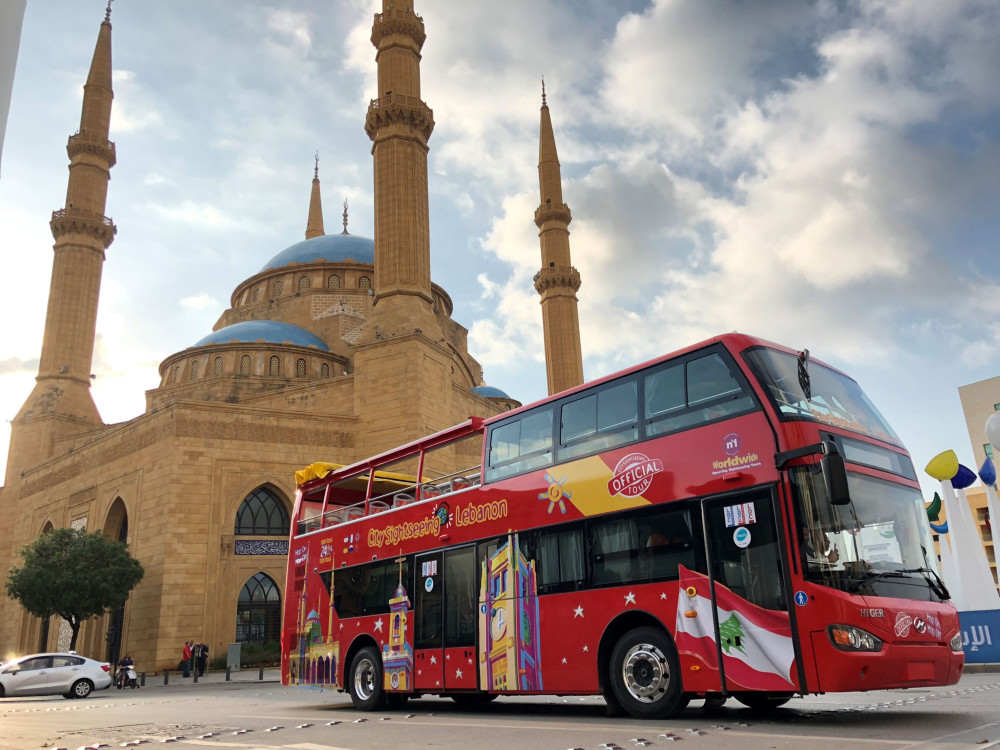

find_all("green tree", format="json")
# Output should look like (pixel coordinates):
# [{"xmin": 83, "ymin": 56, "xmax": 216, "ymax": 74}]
[{"xmin": 5, "ymin": 527, "xmax": 144, "ymax": 652}]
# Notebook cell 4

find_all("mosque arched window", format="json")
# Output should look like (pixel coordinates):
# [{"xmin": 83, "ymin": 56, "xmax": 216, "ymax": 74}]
[
  {"xmin": 273, "ymin": 280, "xmax": 283, "ymax": 298},
  {"xmin": 236, "ymin": 572, "xmax": 281, "ymax": 645},
  {"xmin": 298, "ymin": 276, "xmax": 310, "ymax": 292},
  {"xmin": 269, "ymin": 356, "xmax": 280, "ymax": 376},
  {"xmin": 214, "ymin": 357, "xmax": 223, "ymax": 376},
  {"xmin": 240, "ymin": 355, "xmax": 251, "ymax": 376},
  {"xmin": 296, "ymin": 358, "xmax": 306, "ymax": 378},
  {"xmin": 328, "ymin": 274, "xmax": 341, "ymax": 289},
  {"xmin": 190, "ymin": 360, "xmax": 199, "ymax": 380},
  {"xmin": 173, "ymin": 365, "xmax": 180, "ymax": 383},
  {"xmin": 359, "ymin": 276, "xmax": 371, "ymax": 290},
  {"xmin": 321, "ymin": 363, "xmax": 330, "ymax": 378},
  {"xmin": 234, "ymin": 487, "xmax": 290, "ymax": 535},
  {"xmin": 252, "ymin": 287, "xmax": 260, "ymax": 303}
]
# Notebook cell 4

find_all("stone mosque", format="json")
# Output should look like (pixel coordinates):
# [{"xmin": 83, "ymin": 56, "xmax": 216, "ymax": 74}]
[{"xmin": 0, "ymin": 1, "xmax": 584, "ymax": 671}]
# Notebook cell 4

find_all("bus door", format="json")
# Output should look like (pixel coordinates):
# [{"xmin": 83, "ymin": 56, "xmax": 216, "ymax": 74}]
[
  {"xmin": 413, "ymin": 547, "xmax": 479, "ymax": 692},
  {"xmin": 701, "ymin": 490, "xmax": 801, "ymax": 695}
]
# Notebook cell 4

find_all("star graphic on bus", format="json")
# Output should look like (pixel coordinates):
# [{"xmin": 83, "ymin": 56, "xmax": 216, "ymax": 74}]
[
  {"xmin": 538, "ymin": 473, "xmax": 571, "ymax": 514},
  {"xmin": 430, "ymin": 655, "xmax": 437, "ymax": 665},
  {"xmin": 374, "ymin": 618, "xmax": 383, "ymax": 632},
  {"xmin": 456, "ymin": 668, "xmax": 463, "ymax": 678},
  {"xmin": 625, "ymin": 591, "xmax": 636, "ymax": 606},
  {"xmin": 573, "ymin": 605, "xmax": 584, "ymax": 618}
]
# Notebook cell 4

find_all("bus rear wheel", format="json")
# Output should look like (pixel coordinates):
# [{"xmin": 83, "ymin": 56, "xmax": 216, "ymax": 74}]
[
  {"xmin": 608, "ymin": 626, "xmax": 686, "ymax": 719},
  {"xmin": 349, "ymin": 647, "xmax": 386, "ymax": 711}
]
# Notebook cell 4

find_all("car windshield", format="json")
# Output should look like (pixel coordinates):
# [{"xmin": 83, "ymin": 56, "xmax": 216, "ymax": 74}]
[
  {"xmin": 744, "ymin": 347, "xmax": 901, "ymax": 446},
  {"xmin": 789, "ymin": 466, "xmax": 946, "ymax": 601}
]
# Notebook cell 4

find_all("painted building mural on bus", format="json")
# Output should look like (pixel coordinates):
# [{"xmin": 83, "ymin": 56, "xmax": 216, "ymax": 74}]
[
  {"xmin": 478, "ymin": 533, "xmax": 543, "ymax": 691},
  {"xmin": 383, "ymin": 567, "xmax": 414, "ymax": 691}
]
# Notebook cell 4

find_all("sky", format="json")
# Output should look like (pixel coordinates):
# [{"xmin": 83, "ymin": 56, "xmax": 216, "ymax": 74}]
[{"xmin": 1, "ymin": 0, "xmax": 999, "ymax": 499}]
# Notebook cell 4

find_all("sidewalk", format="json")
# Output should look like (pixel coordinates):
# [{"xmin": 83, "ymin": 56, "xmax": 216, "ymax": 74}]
[{"xmin": 127, "ymin": 667, "xmax": 281, "ymax": 689}]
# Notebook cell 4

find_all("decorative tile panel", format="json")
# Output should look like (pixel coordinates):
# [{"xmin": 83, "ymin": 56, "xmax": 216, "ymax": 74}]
[{"xmin": 234, "ymin": 539, "xmax": 289, "ymax": 556}]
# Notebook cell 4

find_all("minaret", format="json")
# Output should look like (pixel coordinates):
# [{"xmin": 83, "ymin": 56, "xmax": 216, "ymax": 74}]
[
  {"xmin": 6, "ymin": 2, "xmax": 116, "ymax": 482},
  {"xmin": 361, "ymin": 0, "xmax": 439, "ymax": 339},
  {"xmin": 305, "ymin": 153, "xmax": 325, "ymax": 239},
  {"xmin": 534, "ymin": 82, "xmax": 583, "ymax": 395}
]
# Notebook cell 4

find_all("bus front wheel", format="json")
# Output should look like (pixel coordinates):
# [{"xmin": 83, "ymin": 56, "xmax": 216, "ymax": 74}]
[
  {"xmin": 608, "ymin": 626, "xmax": 686, "ymax": 719},
  {"xmin": 349, "ymin": 647, "xmax": 386, "ymax": 711}
]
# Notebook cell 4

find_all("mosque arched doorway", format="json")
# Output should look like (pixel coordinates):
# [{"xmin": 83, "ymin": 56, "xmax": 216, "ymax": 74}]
[
  {"xmin": 235, "ymin": 572, "xmax": 281, "ymax": 646},
  {"xmin": 102, "ymin": 498, "xmax": 129, "ymax": 665}
]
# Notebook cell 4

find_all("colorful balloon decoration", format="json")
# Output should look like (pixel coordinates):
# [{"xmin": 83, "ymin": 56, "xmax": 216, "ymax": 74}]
[{"xmin": 925, "ymin": 491, "xmax": 942, "ymax": 522}]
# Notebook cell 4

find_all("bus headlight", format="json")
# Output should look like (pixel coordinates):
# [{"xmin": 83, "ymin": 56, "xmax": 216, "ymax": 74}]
[
  {"xmin": 828, "ymin": 624, "xmax": 883, "ymax": 652},
  {"xmin": 949, "ymin": 632, "xmax": 963, "ymax": 651}
]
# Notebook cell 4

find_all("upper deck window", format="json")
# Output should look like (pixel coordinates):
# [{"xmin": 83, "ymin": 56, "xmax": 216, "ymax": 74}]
[
  {"xmin": 743, "ymin": 347, "xmax": 901, "ymax": 446},
  {"xmin": 486, "ymin": 408, "xmax": 553, "ymax": 482},
  {"xmin": 644, "ymin": 351, "xmax": 757, "ymax": 437},
  {"xmin": 560, "ymin": 379, "xmax": 638, "ymax": 461}
]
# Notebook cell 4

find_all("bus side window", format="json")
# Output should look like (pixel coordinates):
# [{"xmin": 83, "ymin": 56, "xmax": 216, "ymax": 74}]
[
  {"xmin": 485, "ymin": 409, "xmax": 554, "ymax": 482},
  {"xmin": 559, "ymin": 380, "xmax": 638, "ymax": 462},
  {"xmin": 590, "ymin": 518, "xmax": 639, "ymax": 585},
  {"xmin": 640, "ymin": 509, "xmax": 697, "ymax": 580},
  {"xmin": 533, "ymin": 526, "xmax": 584, "ymax": 594},
  {"xmin": 645, "ymin": 351, "xmax": 757, "ymax": 437}
]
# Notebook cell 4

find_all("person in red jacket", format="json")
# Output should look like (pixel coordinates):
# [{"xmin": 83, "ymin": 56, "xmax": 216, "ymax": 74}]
[{"xmin": 182, "ymin": 641, "xmax": 193, "ymax": 678}]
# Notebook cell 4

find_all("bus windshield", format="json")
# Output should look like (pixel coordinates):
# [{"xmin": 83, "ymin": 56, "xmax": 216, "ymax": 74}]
[
  {"xmin": 744, "ymin": 347, "xmax": 901, "ymax": 446},
  {"xmin": 789, "ymin": 467, "xmax": 947, "ymax": 602}
]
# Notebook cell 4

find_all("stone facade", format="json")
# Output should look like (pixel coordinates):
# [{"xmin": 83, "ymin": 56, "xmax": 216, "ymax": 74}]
[{"xmin": 0, "ymin": 2, "xmax": 542, "ymax": 672}]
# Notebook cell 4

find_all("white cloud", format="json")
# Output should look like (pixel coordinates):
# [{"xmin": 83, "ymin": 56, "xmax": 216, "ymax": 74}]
[{"xmin": 180, "ymin": 293, "xmax": 222, "ymax": 312}]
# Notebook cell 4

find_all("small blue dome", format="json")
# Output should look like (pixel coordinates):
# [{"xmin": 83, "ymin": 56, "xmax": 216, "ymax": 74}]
[
  {"xmin": 472, "ymin": 385, "xmax": 511, "ymax": 399},
  {"xmin": 194, "ymin": 320, "xmax": 330, "ymax": 351},
  {"xmin": 261, "ymin": 233, "xmax": 374, "ymax": 272}
]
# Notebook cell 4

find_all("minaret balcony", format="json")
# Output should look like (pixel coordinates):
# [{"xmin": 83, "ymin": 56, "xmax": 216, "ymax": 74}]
[
  {"xmin": 365, "ymin": 94, "xmax": 435, "ymax": 141},
  {"xmin": 67, "ymin": 131, "xmax": 117, "ymax": 167},
  {"xmin": 534, "ymin": 203, "xmax": 572, "ymax": 228},
  {"xmin": 371, "ymin": 10, "xmax": 426, "ymax": 48},
  {"xmin": 50, "ymin": 207, "xmax": 117, "ymax": 247},
  {"xmin": 533, "ymin": 265, "xmax": 582, "ymax": 295}
]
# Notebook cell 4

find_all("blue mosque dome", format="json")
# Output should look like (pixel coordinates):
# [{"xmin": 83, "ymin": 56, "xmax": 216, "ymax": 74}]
[
  {"xmin": 193, "ymin": 320, "xmax": 330, "ymax": 351},
  {"xmin": 472, "ymin": 385, "xmax": 511, "ymax": 399},
  {"xmin": 260, "ymin": 233, "xmax": 374, "ymax": 272}
]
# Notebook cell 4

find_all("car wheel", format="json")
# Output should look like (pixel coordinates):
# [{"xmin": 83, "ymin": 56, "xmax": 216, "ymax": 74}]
[
  {"xmin": 0, "ymin": 684, "xmax": 4, "ymax": 698},
  {"xmin": 608, "ymin": 626, "xmax": 687, "ymax": 719},
  {"xmin": 70, "ymin": 679, "xmax": 93, "ymax": 699},
  {"xmin": 386, "ymin": 692, "xmax": 408, "ymax": 710},
  {"xmin": 450, "ymin": 693, "xmax": 497, "ymax": 707},
  {"xmin": 348, "ymin": 647, "xmax": 386, "ymax": 711},
  {"xmin": 734, "ymin": 692, "xmax": 791, "ymax": 712}
]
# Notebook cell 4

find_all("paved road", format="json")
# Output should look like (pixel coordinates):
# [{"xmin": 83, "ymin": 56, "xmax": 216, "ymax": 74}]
[{"xmin": 3, "ymin": 670, "xmax": 1000, "ymax": 750}]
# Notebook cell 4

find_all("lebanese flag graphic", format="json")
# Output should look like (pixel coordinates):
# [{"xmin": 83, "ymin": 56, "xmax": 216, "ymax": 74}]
[{"xmin": 675, "ymin": 565, "xmax": 797, "ymax": 692}]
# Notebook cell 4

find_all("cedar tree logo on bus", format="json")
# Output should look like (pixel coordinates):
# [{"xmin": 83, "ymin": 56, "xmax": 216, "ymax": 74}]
[{"xmin": 608, "ymin": 452, "xmax": 664, "ymax": 498}]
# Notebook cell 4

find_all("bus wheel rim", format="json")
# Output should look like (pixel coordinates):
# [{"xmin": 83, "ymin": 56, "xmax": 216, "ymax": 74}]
[
  {"xmin": 354, "ymin": 657, "xmax": 375, "ymax": 701},
  {"xmin": 622, "ymin": 643, "xmax": 667, "ymax": 702}
]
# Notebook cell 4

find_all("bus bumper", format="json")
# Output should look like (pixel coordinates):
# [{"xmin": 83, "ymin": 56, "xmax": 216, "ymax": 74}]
[{"xmin": 810, "ymin": 631, "xmax": 965, "ymax": 692}]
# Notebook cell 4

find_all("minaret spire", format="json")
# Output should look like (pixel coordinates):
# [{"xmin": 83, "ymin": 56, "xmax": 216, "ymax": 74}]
[
  {"xmin": 305, "ymin": 151, "xmax": 325, "ymax": 240},
  {"xmin": 534, "ymin": 87, "xmax": 584, "ymax": 395},
  {"xmin": 8, "ymin": 6, "xmax": 117, "ymax": 482},
  {"xmin": 360, "ymin": 0, "xmax": 439, "ymax": 340},
  {"xmin": 342, "ymin": 200, "xmax": 350, "ymax": 235}
]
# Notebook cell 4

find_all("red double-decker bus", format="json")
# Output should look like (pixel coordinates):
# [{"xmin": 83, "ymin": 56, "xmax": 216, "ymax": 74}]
[{"xmin": 281, "ymin": 332, "xmax": 963, "ymax": 718}]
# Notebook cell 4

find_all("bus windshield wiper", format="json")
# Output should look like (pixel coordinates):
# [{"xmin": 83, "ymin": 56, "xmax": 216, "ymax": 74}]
[
  {"xmin": 848, "ymin": 567, "xmax": 949, "ymax": 599},
  {"xmin": 915, "ymin": 567, "xmax": 950, "ymax": 601}
]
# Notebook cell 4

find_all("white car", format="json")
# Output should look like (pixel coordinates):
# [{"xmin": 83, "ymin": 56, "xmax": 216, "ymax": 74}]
[{"xmin": 0, "ymin": 652, "xmax": 112, "ymax": 699}]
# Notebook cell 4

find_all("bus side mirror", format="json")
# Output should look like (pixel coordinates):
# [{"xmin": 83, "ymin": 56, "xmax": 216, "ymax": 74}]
[{"xmin": 820, "ymin": 441, "xmax": 851, "ymax": 505}]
